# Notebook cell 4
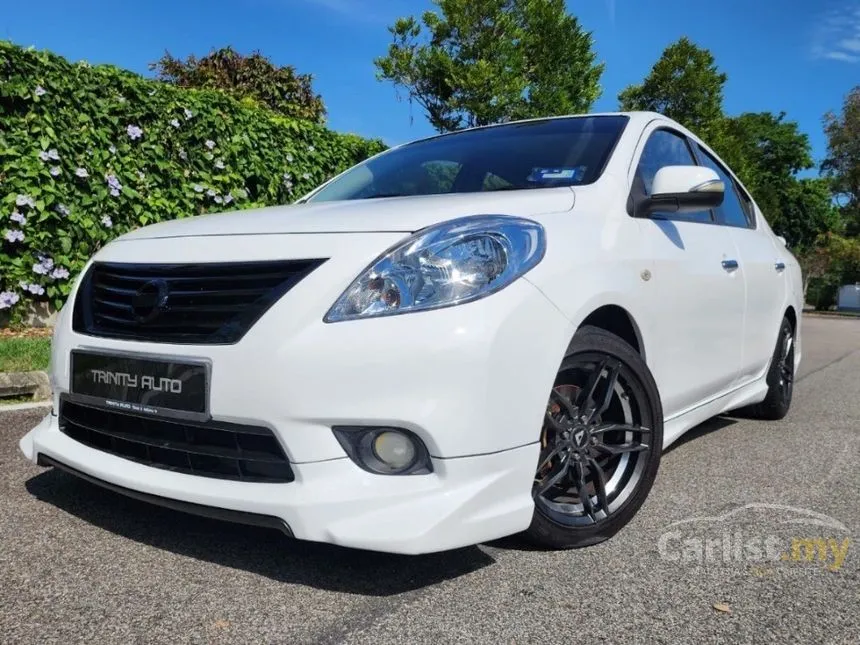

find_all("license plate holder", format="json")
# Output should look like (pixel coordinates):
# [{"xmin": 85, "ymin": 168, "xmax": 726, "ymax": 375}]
[{"xmin": 69, "ymin": 350, "xmax": 210, "ymax": 422}]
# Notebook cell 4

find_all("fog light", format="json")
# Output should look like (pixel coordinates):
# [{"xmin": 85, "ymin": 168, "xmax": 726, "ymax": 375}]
[
  {"xmin": 373, "ymin": 431, "xmax": 416, "ymax": 470},
  {"xmin": 332, "ymin": 426, "xmax": 432, "ymax": 475}
]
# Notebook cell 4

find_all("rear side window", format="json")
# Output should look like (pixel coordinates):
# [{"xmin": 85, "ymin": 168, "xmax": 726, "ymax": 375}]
[
  {"xmin": 696, "ymin": 146, "xmax": 754, "ymax": 228},
  {"xmin": 635, "ymin": 129, "xmax": 712, "ymax": 224}
]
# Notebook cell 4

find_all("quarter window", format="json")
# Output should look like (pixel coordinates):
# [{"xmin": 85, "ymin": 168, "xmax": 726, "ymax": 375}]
[
  {"xmin": 634, "ymin": 130, "xmax": 712, "ymax": 223},
  {"xmin": 696, "ymin": 146, "xmax": 754, "ymax": 228}
]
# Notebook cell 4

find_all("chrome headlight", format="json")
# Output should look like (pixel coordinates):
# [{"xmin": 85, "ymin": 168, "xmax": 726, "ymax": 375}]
[{"xmin": 325, "ymin": 215, "xmax": 546, "ymax": 322}]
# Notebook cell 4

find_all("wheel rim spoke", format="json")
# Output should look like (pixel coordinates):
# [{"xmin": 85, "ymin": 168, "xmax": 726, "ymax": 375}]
[
  {"xmin": 577, "ymin": 358, "xmax": 608, "ymax": 413},
  {"xmin": 573, "ymin": 460, "xmax": 595, "ymax": 521},
  {"xmin": 588, "ymin": 360, "xmax": 620, "ymax": 423},
  {"xmin": 535, "ymin": 457, "xmax": 570, "ymax": 496},
  {"xmin": 536, "ymin": 443, "xmax": 566, "ymax": 473},
  {"xmin": 590, "ymin": 423, "xmax": 651, "ymax": 435},
  {"xmin": 549, "ymin": 388, "xmax": 578, "ymax": 419},
  {"xmin": 594, "ymin": 441, "xmax": 649, "ymax": 456},
  {"xmin": 587, "ymin": 457, "xmax": 608, "ymax": 516}
]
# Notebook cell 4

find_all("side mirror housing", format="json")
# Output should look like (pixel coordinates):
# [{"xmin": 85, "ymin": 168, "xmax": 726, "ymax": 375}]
[{"xmin": 635, "ymin": 166, "xmax": 725, "ymax": 218}]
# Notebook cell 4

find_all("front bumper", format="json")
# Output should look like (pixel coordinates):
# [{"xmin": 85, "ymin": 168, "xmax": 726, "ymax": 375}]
[
  {"xmin": 22, "ymin": 413, "xmax": 540, "ymax": 553},
  {"xmin": 20, "ymin": 235, "xmax": 575, "ymax": 552}
]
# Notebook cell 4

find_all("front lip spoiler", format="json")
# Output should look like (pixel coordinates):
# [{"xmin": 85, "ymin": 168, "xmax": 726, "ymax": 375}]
[{"xmin": 36, "ymin": 454, "xmax": 293, "ymax": 537}]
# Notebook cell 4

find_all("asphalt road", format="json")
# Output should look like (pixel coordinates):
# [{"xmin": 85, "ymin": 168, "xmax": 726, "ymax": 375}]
[{"xmin": 1, "ymin": 316, "xmax": 858, "ymax": 644}]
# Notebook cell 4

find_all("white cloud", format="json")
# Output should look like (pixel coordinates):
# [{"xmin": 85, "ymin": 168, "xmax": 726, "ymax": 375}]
[{"xmin": 812, "ymin": 2, "xmax": 860, "ymax": 63}]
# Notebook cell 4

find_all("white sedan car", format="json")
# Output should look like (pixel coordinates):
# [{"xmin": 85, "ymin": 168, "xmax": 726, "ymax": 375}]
[{"xmin": 20, "ymin": 112, "xmax": 802, "ymax": 554}]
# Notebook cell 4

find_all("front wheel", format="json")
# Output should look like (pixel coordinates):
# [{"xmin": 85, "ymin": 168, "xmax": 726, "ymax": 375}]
[{"xmin": 525, "ymin": 326, "xmax": 663, "ymax": 549}]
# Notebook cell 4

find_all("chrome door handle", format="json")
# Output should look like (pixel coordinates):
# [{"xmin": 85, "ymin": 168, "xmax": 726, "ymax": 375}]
[
  {"xmin": 775, "ymin": 261, "xmax": 786, "ymax": 271},
  {"xmin": 721, "ymin": 259, "xmax": 739, "ymax": 271}
]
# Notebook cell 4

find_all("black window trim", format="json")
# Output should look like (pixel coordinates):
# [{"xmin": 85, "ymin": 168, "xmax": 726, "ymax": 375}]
[
  {"xmin": 692, "ymin": 143, "xmax": 758, "ymax": 230},
  {"xmin": 626, "ymin": 126, "xmax": 719, "ymax": 226}
]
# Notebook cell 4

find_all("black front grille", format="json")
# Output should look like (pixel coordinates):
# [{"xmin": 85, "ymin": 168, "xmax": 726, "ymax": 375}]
[
  {"xmin": 73, "ymin": 259, "xmax": 325, "ymax": 344},
  {"xmin": 59, "ymin": 399, "xmax": 294, "ymax": 483}
]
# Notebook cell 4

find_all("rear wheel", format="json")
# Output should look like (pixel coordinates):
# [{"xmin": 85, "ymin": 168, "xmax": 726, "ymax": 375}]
[
  {"xmin": 743, "ymin": 317, "xmax": 795, "ymax": 420},
  {"xmin": 525, "ymin": 326, "xmax": 663, "ymax": 549}
]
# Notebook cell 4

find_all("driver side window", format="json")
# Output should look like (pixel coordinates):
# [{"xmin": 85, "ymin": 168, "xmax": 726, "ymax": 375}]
[{"xmin": 635, "ymin": 129, "xmax": 713, "ymax": 224}]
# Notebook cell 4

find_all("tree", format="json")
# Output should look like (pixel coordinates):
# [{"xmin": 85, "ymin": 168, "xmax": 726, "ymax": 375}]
[
  {"xmin": 822, "ymin": 86, "xmax": 860, "ymax": 236},
  {"xmin": 618, "ymin": 38, "xmax": 726, "ymax": 139},
  {"xmin": 374, "ymin": 0, "xmax": 603, "ymax": 132},
  {"xmin": 151, "ymin": 47, "xmax": 325, "ymax": 122}
]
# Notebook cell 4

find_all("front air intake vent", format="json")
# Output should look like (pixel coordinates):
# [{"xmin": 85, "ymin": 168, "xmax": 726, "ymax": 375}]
[{"xmin": 72, "ymin": 259, "xmax": 325, "ymax": 344}]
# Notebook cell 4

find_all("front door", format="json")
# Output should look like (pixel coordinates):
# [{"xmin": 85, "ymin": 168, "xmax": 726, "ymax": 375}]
[{"xmin": 631, "ymin": 127, "xmax": 746, "ymax": 418}]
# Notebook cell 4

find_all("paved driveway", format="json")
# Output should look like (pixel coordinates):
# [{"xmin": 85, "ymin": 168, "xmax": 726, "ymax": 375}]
[{"xmin": 1, "ymin": 315, "xmax": 858, "ymax": 644}]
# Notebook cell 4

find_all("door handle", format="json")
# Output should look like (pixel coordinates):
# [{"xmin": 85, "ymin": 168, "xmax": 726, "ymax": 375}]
[
  {"xmin": 721, "ymin": 259, "xmax": 739, "ymax": 271},
  {"xmin": 774, "ymin": 261, "xmax": 786, "ymax": 271}
]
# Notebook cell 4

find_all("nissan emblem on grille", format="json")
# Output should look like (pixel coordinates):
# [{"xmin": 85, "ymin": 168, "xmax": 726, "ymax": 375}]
[{"xmin": 131, "ymin": 279, "xmax": 169, "ymax": 323}]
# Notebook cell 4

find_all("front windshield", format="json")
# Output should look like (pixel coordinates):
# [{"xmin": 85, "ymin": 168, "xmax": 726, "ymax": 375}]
[{"xmin": 307, "ymin": 115, "xmax": 629, "ymax": 202}]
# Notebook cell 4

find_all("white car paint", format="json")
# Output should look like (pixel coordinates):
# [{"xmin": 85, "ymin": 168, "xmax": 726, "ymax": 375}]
[{"xmin": 20, "ymin": 112, "xmax": 803, "ymax": 554}]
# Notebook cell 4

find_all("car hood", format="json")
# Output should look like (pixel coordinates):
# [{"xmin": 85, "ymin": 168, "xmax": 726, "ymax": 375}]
[{"xmin": 118, "ymin": 188, "xmax": 575, "ymax": 240}]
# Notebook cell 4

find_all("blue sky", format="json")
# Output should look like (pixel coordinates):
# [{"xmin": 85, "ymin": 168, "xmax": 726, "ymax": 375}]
[{"xmin": 2, "ymin": 0, "xmax": 857, "ymax": 169}]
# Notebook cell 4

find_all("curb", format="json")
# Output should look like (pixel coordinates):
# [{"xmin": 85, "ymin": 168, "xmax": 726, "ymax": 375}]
[
  {"xmin": 0, "ymin": 400, "xmax": 52, "ymax": 412},
  {"xmin": 0, "ymin": 370, "xmax": 51, "ymax": 404}
]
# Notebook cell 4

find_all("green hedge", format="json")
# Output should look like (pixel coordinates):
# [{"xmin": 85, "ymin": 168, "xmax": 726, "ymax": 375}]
[{"xmin": 0, "ymin": 41, "xmax": 386, "ymax": 320}]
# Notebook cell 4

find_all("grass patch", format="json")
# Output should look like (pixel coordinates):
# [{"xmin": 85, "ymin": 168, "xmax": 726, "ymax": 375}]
[{"xmin": 0, "ymin": 336, "xmax": 52, "ymax": 373}]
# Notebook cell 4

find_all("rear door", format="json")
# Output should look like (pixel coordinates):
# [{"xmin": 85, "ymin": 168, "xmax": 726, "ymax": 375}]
[
  {"xmin": 694, "ymin": 144, "xmax": 786, "ymax": 384},
  {"xmin": 631, "ymin": 126, "xmax": 746, "ymax": 417}
]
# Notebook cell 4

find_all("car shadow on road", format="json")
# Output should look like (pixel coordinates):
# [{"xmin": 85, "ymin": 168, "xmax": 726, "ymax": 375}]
[{"xmin": 24, "ymin": 468, "xmax": 495, "ymax": 596}]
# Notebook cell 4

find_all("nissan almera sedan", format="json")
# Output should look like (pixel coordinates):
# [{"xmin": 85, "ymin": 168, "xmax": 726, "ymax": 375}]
[{"xmin": 20, "ymin": 112, "xmax": 802, "ymax": 554}]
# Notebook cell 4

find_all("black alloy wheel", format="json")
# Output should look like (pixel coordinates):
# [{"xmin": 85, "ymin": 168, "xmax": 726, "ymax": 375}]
[{"xmin": 525, "ymin": 326, "xmax": 663, "ymax": 549}]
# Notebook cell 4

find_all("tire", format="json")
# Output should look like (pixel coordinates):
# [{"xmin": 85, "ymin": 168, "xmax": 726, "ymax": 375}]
[
  {"xmin": 742, "ymin": 317, "xmax": 795, "ymax": 421},
  {"xmin": 524, "ymin": 326, "xmax": 663, "ymax": 549}
]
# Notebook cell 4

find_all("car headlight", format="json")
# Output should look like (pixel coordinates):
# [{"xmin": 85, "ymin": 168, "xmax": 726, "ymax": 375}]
[{"xmin": 324, "ymin": 215, "xmax": 546, "ymax": 322}]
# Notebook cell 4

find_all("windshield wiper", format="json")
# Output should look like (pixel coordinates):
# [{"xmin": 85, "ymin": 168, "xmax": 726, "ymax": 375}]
[{"xmin": 361, "ymin": 192, "xmax": 410, "ymax": 199}]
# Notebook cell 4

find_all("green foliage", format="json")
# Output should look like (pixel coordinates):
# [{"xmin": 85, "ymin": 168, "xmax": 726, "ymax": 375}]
[
  {"xmin": 0, "ymin": 336, "xmax": 51, "ymax": 372},
  {"xmin": 375, "ymin": 0, "xmax": 603, "ymax": 132},
  {"xmin": 150, "ymin": 46, "xmax": 326, "ymax": 123},
  {"xmin": 822, "ymin": 86, "xmax": 860, "ymax": 236},
  {"xmin": 618, "ymin": 37, "xmax": 726, "ymax": 139},
  {"xmin": 0, "ymin": 41, "xmax": 385, "ymax": 320}
]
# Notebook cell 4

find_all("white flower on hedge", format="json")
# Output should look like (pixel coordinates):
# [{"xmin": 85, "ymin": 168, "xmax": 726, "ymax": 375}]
[
  {"xmin": 109, "ymin": 145, "xmax": 117, "ymax": 154},
  {"xmin": 101, "ymin": 215, "xmax": 113, "ymax": 228},
  {"xmin": 206, "ymin": 188, "xmax": 217, "ymax": 197},
  {"xmin": 205, "ymin": 140, "xmax": 216, "ymax": 150},
  {"xmin": 27, "ymin": 283, "xmax": 45, "ymax": 295},
  {"xmin": 214, "ymin": 195, "xmax": 223, "ymax": 204},
  {"xmin": 75, "ymin": 167, "xmax": 89, "ymax": 178},
  {"xmin": 137, "ymin": 171, "xmax": 146, "ymax": 181},
  {"xmin": 127, "ymin": 125, "xmax": 143, "ymax": 140},
  {"xmin": 48, "ymin": 149, "xmax": 60, "ymax": 160},
  {"xmin": 224, "ymin": 193, "xmax": 234, "ymax": 204},
  {"xmin": 303, "ymin": 172, "xmax": 311, "ymax": 180},
  {"xmin": 32, "ymin": 260, "xmax": 51, "ymax": 275},
  {"xmin": 15, "ymin": 195, "xmax": 35, "ymax": 208},
  {"xmin": 192, "ymin": 184, "xmax": 204, "ymax": 193},
  {"xmin": 39, "ymin": 150, "xmax": 50, "ymax": 162},
  {"xmin": 170, "ymin": 119, "xmax": 181, "ymax": 128},
  {"xmin": 183, "ymin": 108, "xmax": 193, "ymax": 119},
  {"xmin": 4, "ymin": 229, "xmax": 24, "ymax": 243},
  {"xmin": 148, "ymin": 89, "xmax": 157, "ymax": 97},
  {"xmin": 214, "ymin": 159, "xmax": 225, "ymax": 170},
  {"xmin": 51, "ymin": 267, "xmax": 70, "ymax": 280},
  {"xmin": 34, "ymin": 85, "xmax": 46, "ymax": 97},
  {"xmin": 179, "ymin": 149, "xmax": 188, "ymax": 161},
  {"xmin": 307, "ymin": 145, "xmax": 315, "ymax": 152},
  {"xmin": 117, "ymin": 95, "xmax": 127, "ymax": 104},
  {"xmin": 286, "ymin": 154, "xmax": 294, "ymax": 163},
  {"xmin": 284, "ymin": 180, "xmax": 293, "ymax": 190},
  {"xmin": 49, "ymin": 166, "xmax": 61, "ymax": 177},
  {"xmin": 0, "ymin": 291, "xmax": 20, "ymax": 309},
  {"xmin": 56, "ymin": 204, "xmax": 70, "ymax": 217},
  {"xmin": 10, "ymin": 211, "xmax": 26, "ymax": 225}
]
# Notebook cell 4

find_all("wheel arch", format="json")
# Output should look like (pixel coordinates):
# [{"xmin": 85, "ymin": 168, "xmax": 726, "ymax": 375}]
[{"xmin": 577, "ymin": 304, "xmax": 645, "ymax": 360}]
